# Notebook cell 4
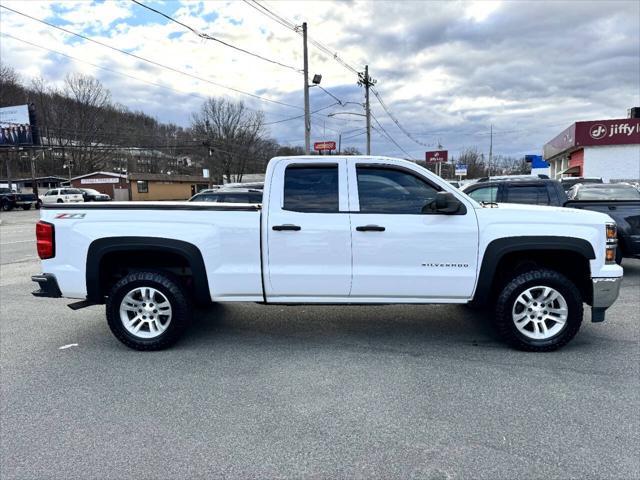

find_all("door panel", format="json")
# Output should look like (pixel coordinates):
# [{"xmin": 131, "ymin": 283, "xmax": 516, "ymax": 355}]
[
  {"xmin": 266, "ymin": 160, "xmax": 352, "ymax": 298},
  {"xmin": 349, "ymin": 164, "xmax": 479, "ymax": 299}
]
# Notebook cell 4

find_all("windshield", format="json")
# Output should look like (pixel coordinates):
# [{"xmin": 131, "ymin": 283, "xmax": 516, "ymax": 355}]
[{"xmin": 576, "ymin": 186, "xmax": 640, "ymax": 200}]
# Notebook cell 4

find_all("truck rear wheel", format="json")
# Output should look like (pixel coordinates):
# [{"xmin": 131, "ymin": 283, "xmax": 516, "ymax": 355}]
[
  {"xmin": 106, "ymin": 271, "xmax": 192, "ymax": 350},
  {"xmin": 495, "ymin": 269, "xmax": 583, "ymax": 352}
]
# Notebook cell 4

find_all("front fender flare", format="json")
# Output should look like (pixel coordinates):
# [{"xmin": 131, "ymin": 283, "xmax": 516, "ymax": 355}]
[{"xmin": 472, "ymin": 236, "xmax": 595, "ymax": 305}]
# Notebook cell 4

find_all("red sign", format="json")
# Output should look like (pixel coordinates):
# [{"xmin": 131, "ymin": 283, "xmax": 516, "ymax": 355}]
[
  {"xmin": 544, "ymin": 118, "xmax": 640, "ymax": 159},
  {"xmin": 314, "ymin": 141, "xmax": 336, "ymax": 151},
  {"xmin": 425, "ymin": 150, "xmax": 448, "ymax": 163}
]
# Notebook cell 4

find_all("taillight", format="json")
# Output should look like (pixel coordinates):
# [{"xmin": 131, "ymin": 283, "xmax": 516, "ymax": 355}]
[
  {"xmin": 36, "ymin": 221, "xmax": 55, "ymax": 259},
  {"xmin": 605, "ymin": 222, "xmax": 617, "ymax": 265}
]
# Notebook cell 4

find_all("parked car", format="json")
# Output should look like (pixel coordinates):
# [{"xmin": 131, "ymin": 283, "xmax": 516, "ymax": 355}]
[
  {"xmin": 560, "ymin": 176, "xmax": 602, "ymax": 192},
  {"xmin": 0, "ymin": 187, "xmax": 38, "ymax": 211},
  {"xmin": 223, "ymin": 182, "xmax": 264, "ymax": 190},
  {"xmin": 476, "ymin": 174, "xmax": 549, "ymax": 183},
  {"xmin": 448, "ymin": 181, "xmax": 460, "ymax": 188},
  {"xmin": 566, "ymin": 183, "xmax": 640, "ymax": 201},
  {"xmin": 189, "ymin": 188, "xmax": 262, "ymax": 204},
  {"xmin": 40, "ymin": 188, "xmax": 84, "ymax": 205},
  {"xmin": 33, "ymin": 156, "xmax": 622, "ymax": 352},
  {"xmin": 79, "ymin": 188, "xmax": 111, "ymax": 202},
  {"xmin": 463, "ymin": 178, "xmax": 640, "ymax": 262},
  {"xmin": 565, "ymin": 183, "xmax": 640, "ymax": 262}
]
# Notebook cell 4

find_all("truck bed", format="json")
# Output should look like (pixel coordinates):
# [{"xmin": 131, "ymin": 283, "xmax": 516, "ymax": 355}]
[
  {"xmin": 40, "ymin": 201, "xmax": 263, "ymax": 301},
  {"xmin": 564, "ymin": 200, "xmax": 640, "ymax": 258}
]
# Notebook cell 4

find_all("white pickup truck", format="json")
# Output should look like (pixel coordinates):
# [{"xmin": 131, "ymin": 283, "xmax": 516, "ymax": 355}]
[{"xmin": 32, "ymin": 156, "xmax": 623, "ymax": 352}]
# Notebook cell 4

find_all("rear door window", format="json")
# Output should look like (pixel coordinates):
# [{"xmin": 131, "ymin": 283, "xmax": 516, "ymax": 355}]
[{"xmin": 283, "ymin": 166, "xmax": 339, "ymax": 213}]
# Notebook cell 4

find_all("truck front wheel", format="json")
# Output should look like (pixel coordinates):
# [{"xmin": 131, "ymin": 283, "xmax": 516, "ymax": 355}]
[
  {"xmin": 495, "ymin": 269, "xmax": 583, "ymax": 352},
  {"xmin": 106, "ymin": 271, "xmax": 192, "ymax": 350}
]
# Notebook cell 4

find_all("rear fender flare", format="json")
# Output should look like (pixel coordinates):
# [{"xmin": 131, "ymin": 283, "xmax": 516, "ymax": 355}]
[{"xmin": 86, "ymin": 237, "xmax": 210, "ymax": 304}]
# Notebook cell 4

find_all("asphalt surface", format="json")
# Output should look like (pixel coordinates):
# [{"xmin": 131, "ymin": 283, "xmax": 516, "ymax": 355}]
[{"xmin": 1, "ymin": 208, "xmax": 639, "ymax": 479}]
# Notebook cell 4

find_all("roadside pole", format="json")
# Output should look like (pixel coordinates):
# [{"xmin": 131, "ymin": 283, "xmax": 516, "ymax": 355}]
[
  {"xmin": 357, "ymin": 65, "xmax": 375, "ymax": 155},
  {"xmin": 364, "ymin": 65, "xmax": 371, "ymax": 155},
  {"xmin": 30, "ymin": 149, "xmax": 38, "ymax": 196},
  {"xmin": 302, "ymin": 22, "xmax": 311, "ymax": 155}
]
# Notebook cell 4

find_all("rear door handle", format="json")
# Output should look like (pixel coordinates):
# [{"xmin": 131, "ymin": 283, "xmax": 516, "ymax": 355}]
[
  {"xmin": 272, "ymin": 224, "xmax": 301, "ymax": 231},
  {"xmin": 356, "ymin": 225, "xmax": 385, "ymax": 232}
]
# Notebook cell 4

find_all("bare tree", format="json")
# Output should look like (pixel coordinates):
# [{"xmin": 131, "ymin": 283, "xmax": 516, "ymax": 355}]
[
  {"xmin": 62, "ymin": 73, "xmax": 113, "ymax": 173},
  {"xmin": 191, "ymin": 98, "xmax": 265, "ymax": 183},
  {"xmin": 341, "ymin": 146, "xmax": 362, "ymax": 155}
]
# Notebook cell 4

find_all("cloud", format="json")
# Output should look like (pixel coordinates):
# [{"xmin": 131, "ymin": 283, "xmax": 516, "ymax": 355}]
[{"xmin": 0, "ymin": 0, "xmax": 638, "ymax": 158}]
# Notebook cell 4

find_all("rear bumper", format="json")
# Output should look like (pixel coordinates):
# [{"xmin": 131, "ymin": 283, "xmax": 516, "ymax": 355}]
[
  {"xmin": 31, "ymin": 274, "xmax": 62, "ymax": 298},
  {"xmin": 591, "ymin": 277, "xmax": 622, "ymax": 322}
]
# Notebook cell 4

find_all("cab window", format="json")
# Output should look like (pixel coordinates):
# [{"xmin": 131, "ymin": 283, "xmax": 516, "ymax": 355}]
[
  {"xmin": 505, "ymin": 185, "xmax": 550, "ymax": 205},
  {"xmin": 467, "ymin": 186, "xmax": 498, "ymax": 203},
  {"xmin": 356, "ymin": 166, "xmax": 440, "ymax": 214}
]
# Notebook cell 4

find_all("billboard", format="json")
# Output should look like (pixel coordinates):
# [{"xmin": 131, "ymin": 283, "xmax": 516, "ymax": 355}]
[
  {"xmin": 0, "ymin": 105, "xmax": 34, "ymax": 146},
  {"xmin": 426, "ymin": 150, "xmax": 448, "ymax": 163}
]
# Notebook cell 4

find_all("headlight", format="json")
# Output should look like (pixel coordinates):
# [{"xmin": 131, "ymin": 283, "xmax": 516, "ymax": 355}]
[{"xmin": 605, "ymin": 223, "xmax": 617, "ymax": 264}]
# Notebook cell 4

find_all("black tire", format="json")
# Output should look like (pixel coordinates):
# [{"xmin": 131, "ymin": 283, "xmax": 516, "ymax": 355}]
[
  {"xmin": 22, "ymin": 204, "xmax": 32, "ymax": 210},
  {"xmin": 56, "ymin": 199, "xmax": 63, "ymax": 203},
  {"xmin": 36, "ymin": 200, "xmax": 42, "ymax": 209},
  {"xmin": 1, "ymin": 201, "xmax": 13, "ymax": 211},
  {"xmin": 106, "ymin": 271, "xmax": 192, "ymax": 351},
  {"xmin": 495, "ymin": 268, "xmax": 583, "ymax": 352}
]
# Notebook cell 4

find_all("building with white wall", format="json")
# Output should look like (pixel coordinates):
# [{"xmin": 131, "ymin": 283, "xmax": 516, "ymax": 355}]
[{"xmin": 543, "ymin": 114, "xmax": 640, "ymax": 183}]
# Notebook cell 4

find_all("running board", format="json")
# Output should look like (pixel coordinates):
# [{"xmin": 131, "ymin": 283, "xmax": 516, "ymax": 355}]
[{"xmin": 67, "ymin": 299, "xmax": 97, "ymax": 310}]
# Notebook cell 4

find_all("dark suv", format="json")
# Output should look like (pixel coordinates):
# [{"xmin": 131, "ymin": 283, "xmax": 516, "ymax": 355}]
[{"xmin": 461, "ymin": 178, "xmax": 567, "ymax": 206}]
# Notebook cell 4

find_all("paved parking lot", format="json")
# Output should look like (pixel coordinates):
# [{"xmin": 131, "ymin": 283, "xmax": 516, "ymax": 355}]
[{"xmin": 1, "ymin": 208, "xmax": 639, "ymax": 479}]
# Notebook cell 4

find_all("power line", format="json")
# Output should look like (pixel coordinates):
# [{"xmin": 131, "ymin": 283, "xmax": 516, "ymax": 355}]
[
  {"xmin": 0, "ymin": 4, "xmax": 302, "ymax": 111},
  {"xmin": 243, "ymin": 0, "xmax": 361, "ymax": 75},
  {"xmin": 370, "ymin": 111, "xmax": 414, "ymax": 159},
  {"xmin": 0, "ymin": 33, "xmax": 331, "ymax": 130},
  {"xmin": 371, "ymin": 88, "xmax": 431, "ymax": 147},
  {"xmin": 131, "ymin": 0, "xmax": 302, "ymax": 73}
]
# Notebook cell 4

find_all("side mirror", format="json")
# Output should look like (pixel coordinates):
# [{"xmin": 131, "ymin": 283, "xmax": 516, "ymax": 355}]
[{"xmin": 425, "ymin": 191, "xmax": 465, "ymax": 214}]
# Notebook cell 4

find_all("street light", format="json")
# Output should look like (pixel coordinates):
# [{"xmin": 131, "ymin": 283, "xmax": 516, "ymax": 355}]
[{"xmin": 328, "ymin": 112, "xmax": 366, "ymax": 118}]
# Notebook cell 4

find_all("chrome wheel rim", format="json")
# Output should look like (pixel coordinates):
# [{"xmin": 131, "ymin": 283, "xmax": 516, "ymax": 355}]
[
  {"xmin": 512, "ymin": 285, "xmax": 568, "ymax": 340},
  {"xmin": 119, "ymin": 287, "xmax": 172, "ymax": 339}
]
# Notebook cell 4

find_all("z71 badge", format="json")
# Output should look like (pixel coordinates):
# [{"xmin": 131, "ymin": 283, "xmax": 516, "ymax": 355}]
[{"xmin": 54, "ymin": 213, "xmax": 86, "ymax": 219}]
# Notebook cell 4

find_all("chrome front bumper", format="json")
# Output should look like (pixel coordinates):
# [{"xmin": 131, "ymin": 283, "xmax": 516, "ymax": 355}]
[{"xmin": 591, "ymin": 277, "xmax": 622, "ymax": 322}]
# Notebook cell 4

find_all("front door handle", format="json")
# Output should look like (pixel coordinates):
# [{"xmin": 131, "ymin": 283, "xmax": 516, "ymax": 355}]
[
  {"xmin": 356, "ymin": 225, "xmax": 385, "ymax": 232},
  {"xmin": 272, "ymin": 224, "xmax": 301, "ymax": 231}
]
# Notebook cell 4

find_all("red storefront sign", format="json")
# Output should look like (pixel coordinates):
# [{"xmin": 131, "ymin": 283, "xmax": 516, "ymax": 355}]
[
  {"xmin": 425, "ymin": 150, "xmax": 448, "ymax": 163},
  {"xmin": 544, "ymin": 118, "xmax": 640, "ymax": 159},
  {"xmin": 314, "ymin": 141, "xmax": 336, "ymax": 151}
]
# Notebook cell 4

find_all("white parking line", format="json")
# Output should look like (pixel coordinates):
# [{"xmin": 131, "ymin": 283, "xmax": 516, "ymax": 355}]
[{"xmin": 1, "ymin": 240, "xmax": 35, "ymax": 245}]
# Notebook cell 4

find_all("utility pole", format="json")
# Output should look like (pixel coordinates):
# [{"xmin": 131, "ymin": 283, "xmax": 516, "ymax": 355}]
[
  {"xmin": 488, "ymin": 124, "xmax": 493, "ymax": 177},
  {"xmin": 5, "ymin": 150, "xmax": 13, "ymax": 191},
  {"xmin": 302, "ymin": 22, "xmax": 311, "ymax": 155},
  {"xmin": 338, "ymin": 133, "xmax": 341, "ymax": 155},
  {"xmin": 30, "ymin": 150, "xmax": 38, "ymax": 196},
  {"xmin": 358, "ymin": 65, "xmax": 375, "ymax": 155}
]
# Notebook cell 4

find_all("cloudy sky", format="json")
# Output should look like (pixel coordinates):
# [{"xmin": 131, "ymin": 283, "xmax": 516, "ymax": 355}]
[{"xmin": 1, "ymin": 0, "xmax": 639, "ymax": 159}]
